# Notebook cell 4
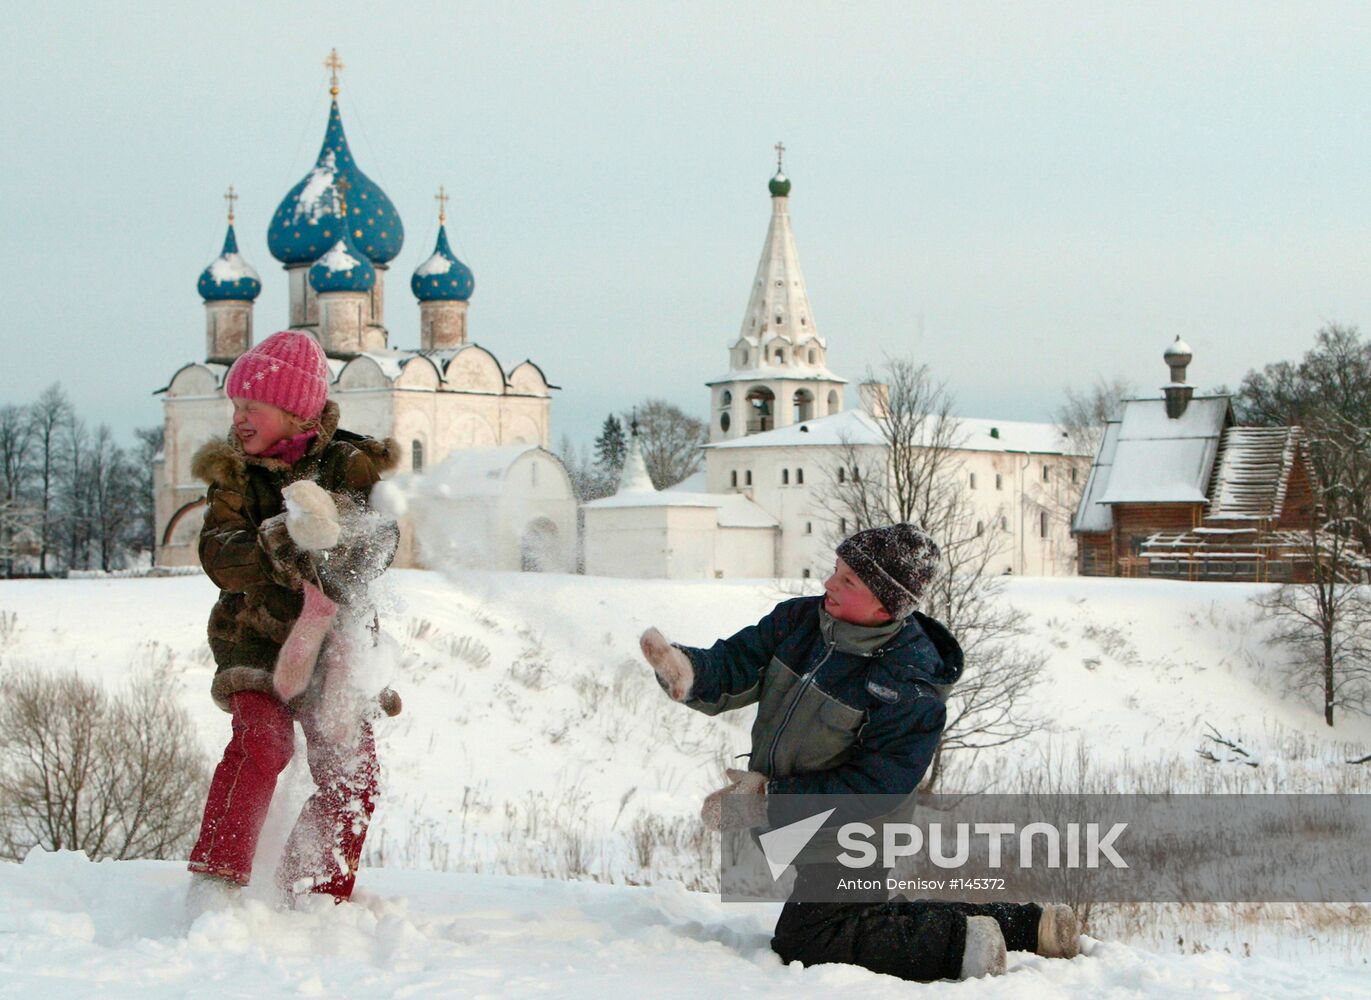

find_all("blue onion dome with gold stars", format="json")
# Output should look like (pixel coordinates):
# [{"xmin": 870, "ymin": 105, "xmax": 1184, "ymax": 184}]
[
  {"xmin": 411, "ymin": 224, "xmax": 474, "ymax": 302},
  {"xmin": 197, "ymin": 223, "xmax": 262, "ymax": 301},
  {"xmin": 267, "ymin": 100, "xmax": 404, "ymax": 266},
  {"xmin": 308, "ymin": 231, "xmax": 376, "ymax": 293}
]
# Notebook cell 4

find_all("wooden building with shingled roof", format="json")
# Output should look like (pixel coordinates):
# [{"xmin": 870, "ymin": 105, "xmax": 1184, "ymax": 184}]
[{"xmin": 1072, "ymin": 339, "xmax": 1325, "ymax": 582}]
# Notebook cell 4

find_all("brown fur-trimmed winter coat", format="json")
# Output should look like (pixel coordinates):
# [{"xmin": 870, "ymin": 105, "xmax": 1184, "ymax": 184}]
[{"xmin": 191, "ymin": 401, "xmax": 401, "ymax": 712}]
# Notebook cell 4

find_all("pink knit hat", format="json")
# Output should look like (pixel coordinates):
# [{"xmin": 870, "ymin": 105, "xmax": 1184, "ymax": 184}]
[{"xmin": 225, "ymin": 331, "xmax": 330, "ymax": 420}]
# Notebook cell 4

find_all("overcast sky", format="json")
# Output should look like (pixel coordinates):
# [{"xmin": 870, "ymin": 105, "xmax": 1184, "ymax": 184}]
[{"xmin": 3, "ymin": 2, "xmax": 1369, "ymax": 447}]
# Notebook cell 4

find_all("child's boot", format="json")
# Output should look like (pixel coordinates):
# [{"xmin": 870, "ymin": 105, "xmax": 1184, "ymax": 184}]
[
  {"xmin": 183, "ymin": 872, "xmax": 240, "ymax": 925},
  {"xmin": 960, "ymin": 916, "xmax": 1007, "ymax": 979},
  {"xmin": 1036, "ymin": 903, "xmax": 1080, "ymax": 959}
]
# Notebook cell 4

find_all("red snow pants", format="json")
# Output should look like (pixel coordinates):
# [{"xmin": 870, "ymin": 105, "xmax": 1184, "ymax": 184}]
[{"xmin": 188, "ymin": 690, "xmax": 378, "ymax": 900}]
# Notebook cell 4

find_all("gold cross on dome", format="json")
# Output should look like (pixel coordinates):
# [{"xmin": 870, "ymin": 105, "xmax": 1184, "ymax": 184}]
[
  {"xmin": 224, "ymin": 185, "xmax": 238, "ymax": 224},
  {"xmin": 325, "ymin": 48, "xmax": 345, "ymax": 96},
  {"xmin": 774, "ymin": 141, "xmax": 786, "ymax": 172},
  {"xmin": 435, "ymin": 185, "xmax": 449, "ymax": 224}
]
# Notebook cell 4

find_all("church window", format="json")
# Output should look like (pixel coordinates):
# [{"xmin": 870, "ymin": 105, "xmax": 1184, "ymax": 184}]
[
  {"xmin": 775, "ymin": 280, "xmax": 783, "ymax": 287},
  {"xmin": 805, "ymin": 522, "xmax": 813, "ymax": 534},
  {"xmin": 1000, "ymin": 516, "xmax": 1008, "ymax": 531},
  {"xmin": 840, "ymin": 517, "xmax": 848, "ymax": 534},
  {"xmin": 720, "ymin": 412, "xmax": 731, "ymax": 432},
  {"xmin": 741, "ymin": 350, "xmax": 750, "ymax": 366},
  {"xmin": 775, "ymin": 316, "xmax": 782, "ymax": 326},
  {"xmin": 976, "ymin": 520, "xmax": 985, "ymax": 536},
  {"xmin": 852, "ymin": 466, "xmax": 861, "ymax": 482},
  {"xmin": 1071, "ymin": 466, "xmax": 1079, "ymax": 483},
  {"xmin": 802, "ymin": 569, "xmax": 811, "ymax": 579},
  {"xmin": 969, "ymin": 473, "xmax": 977, "ymax": 489},
  {"xmin": 722, "ymin": 390, "xmax": 733, "ymax": 406},
  {"xmin": 995, "ymin": 473, "xmax": 1003, "ymax": 490},
  {"xmin": 796, "ymin": 468, "xmax": 804, "ymax": 485},
  {"xmin": 774, "ymin": 350, "xmax": 783, "ymax": 362},
  {"xmin": 745, "ymin": 470, "xmax": 753, "ymax": 486},
  {"xmin": 837, "ymin": 468, "xmax": 845, "ymax": 484},
  {"xmin": 731, "ymin": 470, "xmax": 738, "ymax": 488},
  {"xmin": 782, "ymin": 469, "xmax": 790, "ymax": 485},
  {"xmin": 1042, "ymin": 465, "xmax": 1051, "ymax": 482},
  {"xmin": 1040, "ymin": 511, "xmax": 1049, "ymax": 538},
  {"xmin": 411, "ymin": 440, "xmax": 425, "ymax": 472},
  {"xmin": 807, "ymin": 348, "xmax": 817, "ymax": 364}
]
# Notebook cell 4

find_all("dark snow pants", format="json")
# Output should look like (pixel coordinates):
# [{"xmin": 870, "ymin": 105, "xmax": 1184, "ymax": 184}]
[{"xmin": 771, "ymin": 864, "xmax": 1042, "ymax": 982}]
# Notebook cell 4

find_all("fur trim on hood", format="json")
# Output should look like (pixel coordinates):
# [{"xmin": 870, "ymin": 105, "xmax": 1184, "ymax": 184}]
[{"xmin": 192, "ymin": 400, "xmax": 399, "ymax": 488}]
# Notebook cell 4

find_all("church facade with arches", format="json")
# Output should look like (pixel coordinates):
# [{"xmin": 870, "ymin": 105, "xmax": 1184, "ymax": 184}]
[{"xmin": 155, "ymin": 57, "xmax": 573, "ymax": 570}]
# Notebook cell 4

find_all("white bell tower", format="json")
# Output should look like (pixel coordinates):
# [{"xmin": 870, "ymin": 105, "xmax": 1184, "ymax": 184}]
[{"xmin": 707, "ymin": 144, "xmax": 847, "ymax": 442}]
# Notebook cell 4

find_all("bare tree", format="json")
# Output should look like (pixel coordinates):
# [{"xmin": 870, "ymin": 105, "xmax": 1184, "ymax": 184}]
[
  {"xmin": 622, "ymin": 399, "xmax": 707, "ymax": 490},
  {"xmin": 1236, "ymin": 324, "xmax": 1371, "ymax": 549},
  {"xmin": 1041, "ymin": 376, "xmax": 1133, "ymax": 538},
  {"xmin": 62, "ymin": 415, "xmax": 92, "ymax": 570},
  {"xmin": 29, "ymin": 384, "xmax": 71, "ymax": 575},
  {"xmin": 0, "ymin": 668, "xmax": 210, "ymax": 861},
  {"xmin": 1254, "ymin": 417, "xmax": 1371, "ymax": 726},
  {"xmin": 814, "ymin": 357, "xmax": 1044, "ymax": 788},
  {"xmin": 87, "ymin": 425, "xmax": 137, "ymax": 572},
  {"xmin": 126, "ymin": 425, "xmax": 164, "ymax": 563},
  {"xmin": 557, "ymin": 432, "xmax": 615, "ymax": 503},
  {"xmin": 1054, "ymin": 376, "xmax": 1133, "ymax": 458},
  {"xmin": 0, "ymin": 404, "xmax": 35, "ymax": 577}
]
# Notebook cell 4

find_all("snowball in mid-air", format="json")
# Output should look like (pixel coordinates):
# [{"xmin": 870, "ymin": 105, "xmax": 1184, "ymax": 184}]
[{"xmin": 370, "ymin": 479, "xmax": 409, "ymax": 518}]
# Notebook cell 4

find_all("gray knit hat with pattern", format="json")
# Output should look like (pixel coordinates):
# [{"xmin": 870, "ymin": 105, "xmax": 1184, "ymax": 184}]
[{"xmin": 836, "ymin": 523, "xmax": 941, "ymax": 621}]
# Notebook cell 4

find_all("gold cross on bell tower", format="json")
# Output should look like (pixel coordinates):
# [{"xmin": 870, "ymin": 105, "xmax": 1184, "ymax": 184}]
[
  {"xmin": 224, "ymin": 185, "xmax": 238, "ymax": 225},
  {"xmin": 435, "ymin": 186, "xmax": 449, "ymax": 225},
  {"xmin": 775, "ymin": 141, "xmax": 786, "ymax": 172},
  {"xmin": 325, "ymin": 48, "xmax": 344, "ymax": 97}
]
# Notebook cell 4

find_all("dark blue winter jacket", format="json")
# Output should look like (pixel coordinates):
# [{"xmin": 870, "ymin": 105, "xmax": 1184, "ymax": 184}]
[{"xmin": 677, "ymin": 596, "xmax": 963, "ymax": 816}]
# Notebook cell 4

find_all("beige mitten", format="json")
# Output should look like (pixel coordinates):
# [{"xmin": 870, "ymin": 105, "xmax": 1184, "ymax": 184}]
[
  {"xmin": 701, "ymin": 769, "xmax": 769, "ymax": 831},
  {"xmin": 282, "ymin": 480, "xmax": 340, "ymax": 551},
  {"xmin": 639, "ymin": 627, "xmax": 695, "ymax": 701}
]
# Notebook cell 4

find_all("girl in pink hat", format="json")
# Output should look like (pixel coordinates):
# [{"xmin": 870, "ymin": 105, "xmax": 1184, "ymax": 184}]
[{"xmin": 185, "ymin": 330, "xmax": 401, "ymax": 911}]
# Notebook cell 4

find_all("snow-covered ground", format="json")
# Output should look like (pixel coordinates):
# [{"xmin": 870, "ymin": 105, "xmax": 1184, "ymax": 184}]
[
  {"xmin": 2, "ymin": 570, "xmax": 1369, "ymax": 996},
  {"xmin": 4, "ymin": 849, "xmax": 1368, "ymax": 999}
]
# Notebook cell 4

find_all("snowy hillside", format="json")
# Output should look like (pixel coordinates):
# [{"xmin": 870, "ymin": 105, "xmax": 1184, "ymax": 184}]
[{"xmin": 2, "ymin": 570, "xmax": 1370, "ymax": 995}]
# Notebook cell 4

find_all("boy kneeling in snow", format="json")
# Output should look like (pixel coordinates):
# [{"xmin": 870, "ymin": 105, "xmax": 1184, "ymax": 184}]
[{"xmin": 640, "ymin": 523, "xmax": 1078, "ymax": 981}]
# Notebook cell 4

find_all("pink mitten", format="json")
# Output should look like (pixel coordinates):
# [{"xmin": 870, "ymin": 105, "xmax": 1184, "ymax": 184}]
[
  {"xmin": 639, "ymin": 627, "xmax": 695, "ymax": 701},
  {"xmin": 273, "ymin": 582, "xmax": 338, "ymax": 702}
]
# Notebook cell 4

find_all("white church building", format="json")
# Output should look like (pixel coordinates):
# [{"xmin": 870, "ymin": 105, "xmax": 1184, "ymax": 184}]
[
  {"xmin": 584, "ymin": 156, "xmax": 1087, "ymax": 580},
  {"xmin": 155, "ymin": 57, "xmax": 576, "ymax": 572}
]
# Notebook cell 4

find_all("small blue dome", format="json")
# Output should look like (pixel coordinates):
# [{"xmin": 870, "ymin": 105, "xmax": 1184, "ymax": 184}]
[
  {"xmin": 198, "ymin": 224, "xmax": 262, "ymax": 302},
  {"xmin": 267, "ymin": 101, "xmax": 404, "ymax": 266},
  {"xmin": 308, "ymin": 233, "xmax": 376, "ymax": 294},
  {"xmin": 411, "ymin": 225, "xmax": 475, "ymax": 302}
]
